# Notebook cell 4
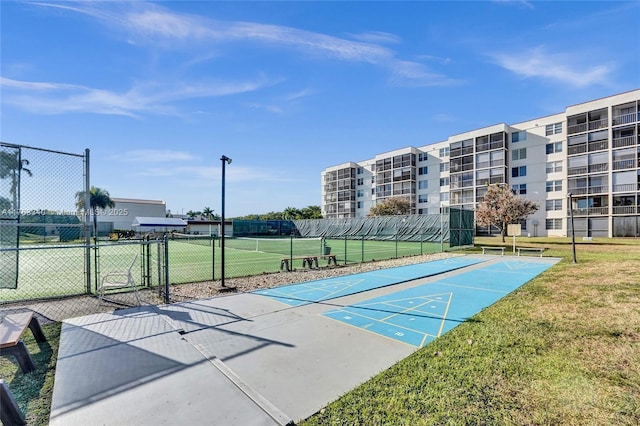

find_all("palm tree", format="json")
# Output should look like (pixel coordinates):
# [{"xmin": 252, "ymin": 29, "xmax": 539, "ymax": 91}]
[
  {"xmin": 202, "ymin": 207, "xmax": 214, "ymax": 220},
  {"xmin": 0, "ymin": 150, "xmax": 32, "ymax": 212},
  {"xmin": 75, "ymin": 186, "xmax": 115, "ymax": 238}
]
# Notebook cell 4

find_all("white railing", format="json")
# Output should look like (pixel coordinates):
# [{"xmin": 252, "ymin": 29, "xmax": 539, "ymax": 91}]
[
  {"xmin": 588, "ymin": 118, "xmax": 608, "ymax": 130},
  {"xmin": 612, "ymin": 112, "xmax": 638, "ymax": 126},
  {"xmin": 612, "ymin": 183, "xmax": 639, "ymax": 192},
  {"xmin": 613, "ymin": 205, "xmax": 637, "ymax": 215},
  {"xmin": 588, "ymin": 163, "xmax": 608, "ymax": 173},
  {"xmin": 568, "ymin": 123, "xmax": 587, "ymax": 134},
  {"xmin": 613, "ymin": 136, "xmax": 637, "ymax": 148},
  {"xmin": 612, "ymin": 159, "xmax": 636, "ymax": 170}
]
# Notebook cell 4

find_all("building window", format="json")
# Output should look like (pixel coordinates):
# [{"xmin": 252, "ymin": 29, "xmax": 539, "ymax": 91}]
[
  {"xmin": 546, "ymin": 122, "xmax": 563, "ymax": 136},
  {"xmin": 418, "ymin": 152, "xmax": 429, "ymax": 162},
  {"xmin": 546, "ymin": 141, "xmax": 563, "ymax": 154},
  {"xmin": 357, "ymin": 201, "xmax": 363, "ymax": 209},
  {"xmin": 545, "ymin": 199, "xmax": 563, "ymax": 211},
  {"xmin": 545, "ymin": 218, "xmax": 563, "ymax": 230},
  {"xmin": 440, "ymin": 192, "xmax": 449, "ymax": 202},
  {"xmin": 418, "ymin": 180, "xmax": 428, "ymax": 189},
  {"xmin": 546, "ymin": 161, "xmax": 563, "ymax": 173},
  {"xmin": 439, "ymin": 147, "xmax": 450, "ymax": 157},
  {"xmin": 512, "ymin": 148, "xmax": 527, "ymax": 161},
  {"xmin": 440, "ymin": 177, "xmax": 450, "ymax": 187},
  {"xmin": 512, "ymin": 166, "xmax": 527, "ymax": 178},
  {"xmin": 357, "ymin": 178, "xmax": 364, "ymax": 185},
  {"xmin": 546, "ymin": 180, "xmax": 563, "ymax": 192},
  {"xmin": 512, "ymin": 184, "xmax": 527, "ymax": 195},
  {"xmin": 511, "ymin": 131, "xmax": 526, "ymax": 143},
  {"xmin": 418, "ymin": 166, "xmax": 428, "ymax": 175},
  {"xmin": 440, "ymin": 162, "xmax": 449, "ymax": 172},
  {"xmin": 418, "ymin": 208, "xmax": 428, "ymax": 214},
  {"xmin": 418, "ymin": 194, "xmax": 429, "ymax": 203},
  {"xmin": 357, "ymin": 189, "xmax": 364, "ymax": 197},
  {"xmin": 357, "ymin": 167, "xmax": 364, "ymax": 174}
]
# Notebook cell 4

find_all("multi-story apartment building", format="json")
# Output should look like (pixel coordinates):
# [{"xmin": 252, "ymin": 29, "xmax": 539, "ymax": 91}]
[{"xmin": 321, "ymin": 89, "xmax": 640, "ymax": 238}]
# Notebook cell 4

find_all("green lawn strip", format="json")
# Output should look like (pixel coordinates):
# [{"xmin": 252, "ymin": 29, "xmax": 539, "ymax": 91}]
[
  {"xmin": 302, "ymin": 239, "xmax": 640, "ymax": 425},
  {"xmin": 0, "ymin": 322, "xmax": 61, "ymax": 426}
]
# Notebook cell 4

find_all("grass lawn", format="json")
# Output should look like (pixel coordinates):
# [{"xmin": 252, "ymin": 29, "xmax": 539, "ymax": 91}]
[
  {"xmin": 2, "ymin": 237, "xmax": 638, "ymax": 425},
  {"xmin": 302, "ymin": 237, "xmax": 640, "ymax": 425}
]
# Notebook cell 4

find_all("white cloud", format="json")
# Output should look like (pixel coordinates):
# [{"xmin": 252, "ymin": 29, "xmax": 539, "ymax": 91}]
[
  {"xmin": 32, "ymin": 1, "xmax": 454, "ymax": 88},
  {"xmin": 489, "ymin": 46, "xmax": 614, "ymax": 87},
  {"xmin": 0, "ymin": 76, "xmax": 275, "ymax": 117},
  {"xmin": 348, "ymin": 31, "xmax": 402, "ymax": 45}
]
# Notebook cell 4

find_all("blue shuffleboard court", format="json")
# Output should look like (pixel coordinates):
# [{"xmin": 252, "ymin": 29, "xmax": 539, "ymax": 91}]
[
  {"xmin": 323, "ymin": 258, "xmax": 557, "ymax": 348},
  {"xmin": 253, "ymin": 256, "xmax": 486, "ymax": 307}
]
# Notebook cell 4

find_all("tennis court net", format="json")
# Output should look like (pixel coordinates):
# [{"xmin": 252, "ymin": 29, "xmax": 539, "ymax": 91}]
[{"xmin": 226, "ymin": 236, "xmax": 325, "ymax": 256}]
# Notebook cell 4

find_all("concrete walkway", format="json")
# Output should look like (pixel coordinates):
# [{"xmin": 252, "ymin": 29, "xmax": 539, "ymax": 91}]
[{"xmin": 50, "ymin": 255, "xmax": 559, "ymax": 425}]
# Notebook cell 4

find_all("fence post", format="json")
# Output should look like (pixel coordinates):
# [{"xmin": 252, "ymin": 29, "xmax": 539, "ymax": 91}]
[
  {"xmin": 344, "ymin": 236, "xmax": 348, "ymax": 265},
  {"xmin": 212, "ymin": 235, "xmax": 216, "ymax": 281},
  {"xmin": 163, "ymin": 234, "xmax": 170, "ymax": 304}
]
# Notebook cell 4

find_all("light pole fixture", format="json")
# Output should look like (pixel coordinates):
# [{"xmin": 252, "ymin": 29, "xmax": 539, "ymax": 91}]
[
  {"xmin": 567, "ymin": 192, "xmax": 577, "ymax": 263},
  {"xmin": 220, "ymin": 155, "xmax": 232, "ymax": 287}
]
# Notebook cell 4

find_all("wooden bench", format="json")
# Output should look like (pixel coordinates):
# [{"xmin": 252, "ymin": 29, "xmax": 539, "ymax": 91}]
[
  {"xmin": 517, "ymin": 247, "xmax": 546, "ymax": 257},
  {"xmin": 0, "ymin": 312, "xmax": 47, "ymax": 373},
  {"xmin": 280, "ymin": 256, "xmax": 318, "ymax": 272},
  {"xmin": 318, "ymin": 254, "xmax": 338, "ymax": 266},
  {"xmin": 481, "ymin": 246, "xmax": 505, "ymax": 256},
  {"xmin": 280, "ymin": 254, "xmax": 338, "ymax": 271}
]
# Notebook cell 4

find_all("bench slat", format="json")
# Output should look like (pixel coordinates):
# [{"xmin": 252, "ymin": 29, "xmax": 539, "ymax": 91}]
[{"xmin": 0, "ymin": 312, "xmax": 34, "ymax": 349}]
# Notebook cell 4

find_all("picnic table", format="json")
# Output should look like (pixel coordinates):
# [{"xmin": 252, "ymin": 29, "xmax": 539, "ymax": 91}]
[{"xmin": 0, "ymin": 312, "xmax": 47, "ymax": 373}]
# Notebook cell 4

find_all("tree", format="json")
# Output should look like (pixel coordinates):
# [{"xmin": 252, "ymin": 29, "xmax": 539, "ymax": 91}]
[
  {"xmin": 75, "ymin": 186, "xmax": 115, "ymax": 238},
  {"xmin": 369, "ymin": 197, "xmax": 411, "ymax": 216},
  {"xmin": 475, "ymin": 184, "xmax": 539, "ymax": 242},
  {"xmin": 0, "ymin": 150, "xmax": 32, "ymax": 211},
  {"xmin": 282, "ymin": 207, "xmax": 301, "ymax": 220},
  {"xmin": 299, "ymin": 205, "xmax": 323, "ymax": 219},
  {"xmin": 202, "ymin": 207, "xmax": 214, "ymax": 220}
]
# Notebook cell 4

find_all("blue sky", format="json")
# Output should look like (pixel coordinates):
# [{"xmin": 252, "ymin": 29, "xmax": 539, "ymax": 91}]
[{"xmin": 1, "ymin": 1, "xmax": 639, "ymax": 217}]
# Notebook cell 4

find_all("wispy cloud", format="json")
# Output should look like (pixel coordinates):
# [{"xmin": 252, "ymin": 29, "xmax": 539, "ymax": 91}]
[
  {"xmin": 32, "ymin": 1, "xmax": 456, "ymax": 88},
  {"xmin": 492, "ymin": 0, "xmax": 534, "ymax": 10},
  {"xmin": 489, "ymin": 46, "xmax": 614, "ymax": 87},
  {"xmin": 0, "ymin": 76, "xmax": 274, "ymax": 117}
]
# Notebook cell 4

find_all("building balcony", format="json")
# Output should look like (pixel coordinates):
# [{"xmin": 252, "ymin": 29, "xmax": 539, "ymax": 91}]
[
  {"xmin": 568, "ymin": 123, "xmax": 587, "ymax": 135},
  {"xmin": 613, "ymin": 205, "xmax": 638, "ymax": 215},
  {"xmin": 587, "ymin": 185, "xmax": 608, "ymax": 194},
  {"xmin": 588, "ymin": 140, "xmax": 608, "ymax": 151},
  {"xmin": 612, "ymin": 159, "xmax": 638, "ymax": 170},
  {"xmin": 570, "ymin": 206, "xmax": 609, "ymax": 216},
  {"xmin": 588, "ymin": 118, "xmax": 609, "ymax": 131},
  {"xmin": 612, "ymin": 112, "xmax": 639, "ymax": 126},
  {"xmin": 613, "ymin": 135, "xmax": 638, "ymax": 148},
  {"xmin": 612, "ymin": 183, "xmax": 640, "ymax": 192},
  {"xmin": 568, "ymin": 187, "xmax": 588, "ymax": 196},
  {"xmin": 568, "ymin": 166, "xmax": 588, "ymax": 176},
  {"xmin": 588, "ymin": 163, "xmax": 608, "ymax": 173},
  {"xmin": 568, "ymin": 144, "xmax": 587, "ymax": 156}
]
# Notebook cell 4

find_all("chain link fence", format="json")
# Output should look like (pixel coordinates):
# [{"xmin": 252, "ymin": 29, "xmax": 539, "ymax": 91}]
[{"xmin": 1, "ymin": 144, "xmax": 474, "ymax": 321}]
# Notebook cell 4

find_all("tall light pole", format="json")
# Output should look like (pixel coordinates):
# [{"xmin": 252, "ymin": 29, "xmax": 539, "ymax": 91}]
[
  {"xmin": 567, "ymin": 192, "xmax": 577, "ymax": 263},
  {"xmin": 220, "ymin": 155, "xmax": 232, "ymax": 287}
]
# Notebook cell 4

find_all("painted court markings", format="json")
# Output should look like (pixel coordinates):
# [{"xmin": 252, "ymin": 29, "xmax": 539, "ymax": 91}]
[
  {"xmin": 323, "ymin": 258, "xmax": 557, "ymax": 348},
  {"xmin": 253, "ymin": 256, "xmax": 486, "ymax": 307}
]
